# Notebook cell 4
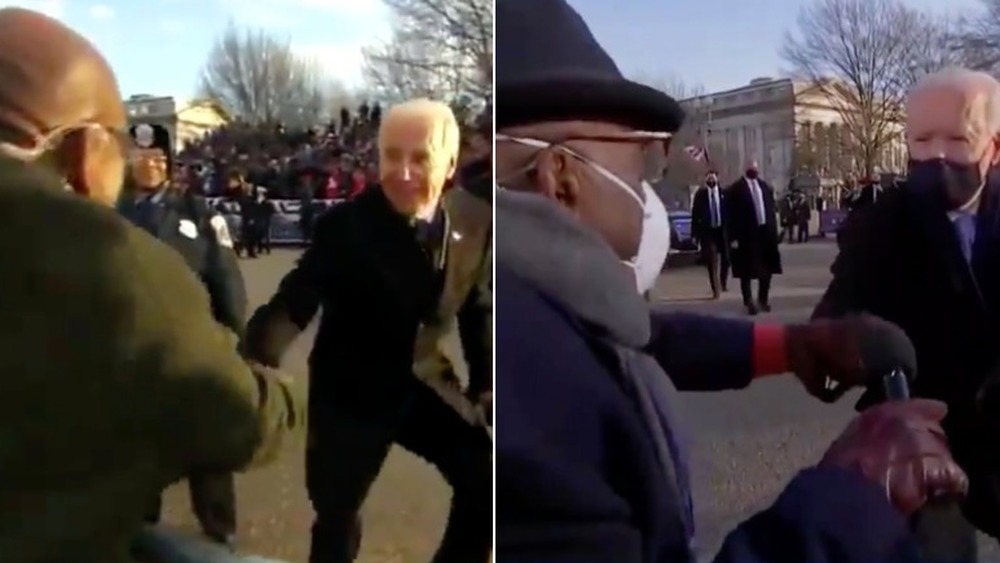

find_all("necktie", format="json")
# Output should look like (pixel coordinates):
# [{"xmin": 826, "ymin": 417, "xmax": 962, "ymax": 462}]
[
  {"xmin": 955, "ymin": 213, "xmax": 977, "ymax": 264},
  {"xmin": 710, "ymin": 189, "xmax": 720, "ymax": 228}
]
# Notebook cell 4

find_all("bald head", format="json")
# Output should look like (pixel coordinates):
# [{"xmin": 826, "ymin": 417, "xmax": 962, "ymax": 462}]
[{"xmin": 0, "ymin": 8, "xmax": 124, "ymax": 143}]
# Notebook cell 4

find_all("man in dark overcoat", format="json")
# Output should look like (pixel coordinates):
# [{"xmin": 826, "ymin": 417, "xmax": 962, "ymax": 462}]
[{"xmin": 725, "ymin": 159, "xmax": 783, "ymax": 314}]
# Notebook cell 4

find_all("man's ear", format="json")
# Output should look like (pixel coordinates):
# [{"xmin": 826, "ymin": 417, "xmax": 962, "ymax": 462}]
[
  {"xmin": 535, "ymin": 148, "xmax": 583, "ymax": 211},
  {"xmin": 51, "ymin": 129, "xmax": 90, "ymax": 197},
  {"xmin": 991, "ymin": 134, "xmax": 1000, "ymax": 166}
]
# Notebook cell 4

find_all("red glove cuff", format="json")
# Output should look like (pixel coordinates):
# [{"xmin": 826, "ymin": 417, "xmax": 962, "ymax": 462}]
[{"xmin": 753, "ymin": 324, "xmax": 789, "ymax": 377}]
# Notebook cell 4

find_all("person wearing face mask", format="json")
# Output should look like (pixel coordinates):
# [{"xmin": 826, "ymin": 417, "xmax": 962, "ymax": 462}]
[
  {"xmin": 495, "ymin": 1, "xmax": 968, "ymax": 562},
  {"xmin": 814, "ymin": 67, "xmax": 1000, "ymax": 560},
  {"xmin": 244, "ymin": 99, "xmax": 493, "ymax": 563},
  {"xmin": 692, "ymin": 170, "xmax": 730, "ymax": 298},
  {"xmin": 725, "ymin": 160, "xmax": 783, "ymax": 315},
  {"xmin": 635, "ymin": 181, "xmax": 672, "ymax": 297},
  {"xmin": 0, "ymin": 8, "xmax": 304, "ymax": 563}
]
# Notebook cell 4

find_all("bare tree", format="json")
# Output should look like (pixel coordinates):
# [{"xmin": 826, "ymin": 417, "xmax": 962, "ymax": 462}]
[
  {"xmin": 954, "ymin": 0, "xmax": 1000, "ymax": 72},
  {"xmin": 781, "ymin": 0, "xmax": 922, "ymax": 176},
  {"xmin": 896, "ymin": 14, "xmax": 965, "ymax": 92},
  {"xmin": 363, "ymin": 0, "xmax": 492, "ymax": 102},
  {"xmin": 198, "ymin": 24, "xmax": 333, "ymax": 127}
]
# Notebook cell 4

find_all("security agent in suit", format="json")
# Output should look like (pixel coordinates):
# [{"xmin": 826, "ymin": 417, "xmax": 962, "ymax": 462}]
[
  {"xmin": 691, "ymin": 170, "xmax": 730, "ymax": 298},
  {"xmin": 725, "ymin": 160, "xmax": 783, "ymax": 315},
  {"xmin": 245, "ymin": 99, "xmax": 492, "ymax": 563},
  {"xmin": 120, "ymin": 123, "xmax": 247, "ymax": 547}
]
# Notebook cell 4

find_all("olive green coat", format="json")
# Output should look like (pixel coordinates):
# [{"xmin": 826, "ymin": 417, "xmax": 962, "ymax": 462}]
[
  {"xmin": 412, "ymin": 187, "xmax": 493, "ymax": 423},
  {"xmin": 0, "ymin": 156, "xmax": 305, "ymax": 563}
]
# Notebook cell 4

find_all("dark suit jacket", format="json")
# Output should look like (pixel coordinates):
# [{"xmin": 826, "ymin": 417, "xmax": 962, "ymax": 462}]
[
  {"xmin": 245, "ymin": 186, "xmax": 491, "ymax": 425},
  {"xmin": 498, "ymin": 265, "xmax": 919, "ymax": 563},
  {"xmin": 813, "ymin": 185, "xmax": 1000, "ymax": 537},
  {"xmin": 724, "ymin": 177, "xmax": 782, "ymax": 278},
  {"xmin": 691, "ymin": 185, "xmax": 727, "ymax": 241},
  {"xmin": 120, "ymin": 187, "xmax": 247, "ymax": 335}
]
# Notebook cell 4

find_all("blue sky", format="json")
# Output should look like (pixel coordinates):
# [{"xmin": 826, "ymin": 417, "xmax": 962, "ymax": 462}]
[
  {"xmin": 3, "ymin": 0, "xmax": 391, "ymax": 97},
  {"xmin": 567, "ymin": 0, "xmax": 985, "ymax": 94}
]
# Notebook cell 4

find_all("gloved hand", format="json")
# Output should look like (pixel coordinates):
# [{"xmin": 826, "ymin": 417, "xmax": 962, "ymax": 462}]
[
  {"xmin": 820, "ymin": 399, "xmax": 968, "ymax": 516},
  {"xmin": 786, "ymin": 313, "xmax": 903, "ymax": 402}
]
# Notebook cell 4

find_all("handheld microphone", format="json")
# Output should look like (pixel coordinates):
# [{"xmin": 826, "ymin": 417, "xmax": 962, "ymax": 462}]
[
  {"xmin": 856, "ymin": 318, "xmax": 964, "ymax": 497},
  {"xmin": 854, "ymin": 316, "xmax": 917, "ymax": 391}
]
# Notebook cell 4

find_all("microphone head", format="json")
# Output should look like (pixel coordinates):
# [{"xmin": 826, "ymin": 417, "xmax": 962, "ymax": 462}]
[{"xmin": 854, "ymin": 315, "xmax": 917, "ymax": 380}]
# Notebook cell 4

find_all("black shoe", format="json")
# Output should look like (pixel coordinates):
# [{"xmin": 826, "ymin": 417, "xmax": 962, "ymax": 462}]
[
  {"xmin": 758, "ymin": 302, "xmax": 771, "ymax": 313},
  {"xmin": 746, "ymin": 303, "xmax": 759, "ymax": 315}
]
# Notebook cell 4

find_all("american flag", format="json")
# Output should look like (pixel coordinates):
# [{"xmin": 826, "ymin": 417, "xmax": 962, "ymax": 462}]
[{"xmin": 684, "ymin": 145, "xmax": 709, "ymax": 162}]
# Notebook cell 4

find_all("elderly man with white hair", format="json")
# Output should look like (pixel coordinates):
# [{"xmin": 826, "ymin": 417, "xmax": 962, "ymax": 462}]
[{"xmin": 814, "ymin": 66, "xmax": 1000, "ymax": 560}]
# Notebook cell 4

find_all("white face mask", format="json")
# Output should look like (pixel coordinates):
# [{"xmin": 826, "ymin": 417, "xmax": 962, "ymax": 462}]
[
  {"xmin": 635, "ymin": 182, "xmax": 671, "ymax": 293},
  {"xmin": 495, "ymin": 133, "xmax": 647, "ymax": 269}
]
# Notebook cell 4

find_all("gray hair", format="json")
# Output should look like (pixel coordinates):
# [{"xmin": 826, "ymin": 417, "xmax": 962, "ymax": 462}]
[{"xmin": 908, "ymin": 67, "xmax": 1000, "ymax": 134}]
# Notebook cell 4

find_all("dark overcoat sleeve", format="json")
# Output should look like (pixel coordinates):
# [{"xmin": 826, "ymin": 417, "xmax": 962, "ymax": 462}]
[
  {"xmin": 811, "ymin": 199, "xmax": 889, "ymax": 320},
  {"xmin": 201, "ymin": 206, "xmax": 248, "ymax": 336},
  {"xmin": 244, "ymin": 208, "xmax": 341, "ymax": 366},
  {"xmin": 644, "ymin": 309, "xmax": 755, "ymax": 392},
  {"xmin": 712, "ymin": 467, "xmax": 918, "ymax": 563}
]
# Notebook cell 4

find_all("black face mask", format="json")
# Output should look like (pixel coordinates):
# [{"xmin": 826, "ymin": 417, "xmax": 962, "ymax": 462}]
[
  {"xmin": 745, "ymin": 169, "xmax": 758, "ymax": 179},
  {"xmin": 907, "ymin": 158, "xmax": 984, "ymax": 209},
  {"xmin": 706, "ymin": 180, "xmax": 717, "ymax": 187}
]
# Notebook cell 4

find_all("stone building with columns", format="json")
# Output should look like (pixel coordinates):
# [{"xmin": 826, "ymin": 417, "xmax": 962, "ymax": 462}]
[
  {"xmin": 676, "ymin": 77, "xmax": 907, "ymax": 198},
  {"xmin": 124, "ymin": 95, "xmax": 229, "ymax": 154}
]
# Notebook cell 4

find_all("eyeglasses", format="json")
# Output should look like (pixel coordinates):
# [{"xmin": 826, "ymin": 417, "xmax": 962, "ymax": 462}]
[
  {"xmin": 497, "ymin": 129, "xmax": 674, "ymax": 191},
  {"xmin": 0, "ymin": 122, "xmax": 133, "ymax": 161}
]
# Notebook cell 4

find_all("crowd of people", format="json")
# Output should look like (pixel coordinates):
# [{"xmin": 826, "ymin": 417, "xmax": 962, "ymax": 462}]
[{"xmin": 173, "ymin": 105, "xmax": 384, "ymax": 202}]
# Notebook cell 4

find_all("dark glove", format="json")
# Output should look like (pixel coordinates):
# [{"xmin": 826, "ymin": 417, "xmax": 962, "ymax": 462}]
[
  {"xmin": 820, "ymin": 399, "xmax": 968, "ymax": 516},
  {"xmin": 787, "ymin": 313, "xmax": 903, "ymax": 402}
]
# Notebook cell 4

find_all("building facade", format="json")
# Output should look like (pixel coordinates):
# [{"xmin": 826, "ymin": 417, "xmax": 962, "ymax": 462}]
[
  {"xmin": 124, "ymin": 95, "xmax": 229, "ymax": 153},
  {"xmin": 679, "ymin": 77, "xmax": 907, "ymax": 194}
]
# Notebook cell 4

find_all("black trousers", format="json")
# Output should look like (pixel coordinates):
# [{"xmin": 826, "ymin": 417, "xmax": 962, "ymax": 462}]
[
  {"xmin": 739, "ymin": 276, "xmax": 771, "ymax": 306},
  {"xmin": 145, "ymin": 472, "xmax": 236, "ymax": 540},
  {"xmin": 796, "ymin": 221, "xmax": 809, "ymax": 243},
  {"xmin": 239, "ymin": 223, "xmax": 260, "ymax": 256},
  {"xmin": 308, "ymin": 382, "xmax": 493, "ymax": 563},
  {"xmin": 700, "ymin": 229, "xmax": 729, "ymax": 295}
]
